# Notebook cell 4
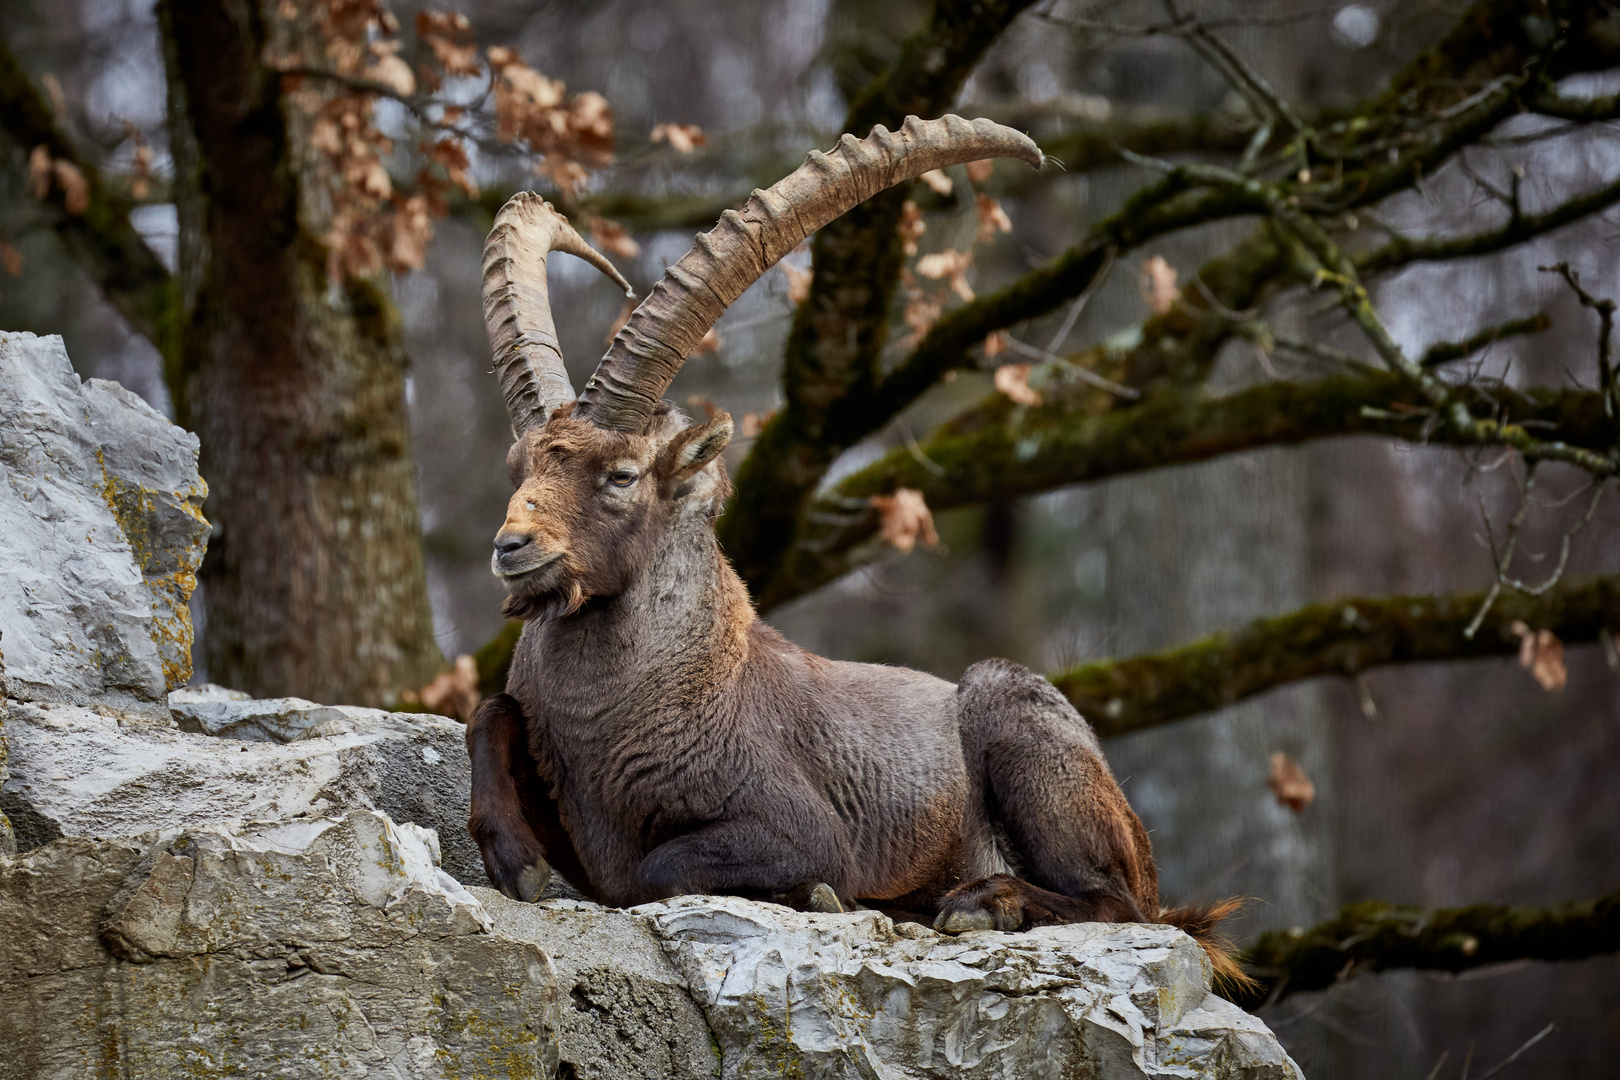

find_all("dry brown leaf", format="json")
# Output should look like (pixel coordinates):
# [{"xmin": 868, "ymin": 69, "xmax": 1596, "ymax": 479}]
[
  {"xmin": 919, "ymin": 168, "xmax": 953, "ymax": 196},
  {"xmin": 416, "ymin": 10, "xmax": 480, "ymax": 89},
  {"xmin": 1140, "ymin": 255, "xmax": 1181, "ymax": 314},
  {"xmin": 975, "ymin": 194, "xmax": 1011, "ymax": 244},
  {"xmin": 417, "ymin": 653, "xmax": 480, "ymax": 722},
  {"xmin": 428, "ymin": 136, "xmax": 478, "ymax": 199},
  {"xmin": 0, "ymin": 241, "xmax": 22, "ymax": 277},
  {"xmin": 994, "ymin": 363, "xmax": 1041, "ymax": 406},
  {"xmin": 649, "ymin": 122, "xmax": 706, "ymax": 153},
  {"xmin": 983, "ymin": 330, "xmax": 1008, "ymax": 358},
  {"xmin": 916, "ymin": 248, "xmax": 975, "ymax": 302},
  {"xmin": 1511, "ymin": 621, "xmax": 1567, "ymax": 691},
  {"xmin": 40, "ymin": 73, "xmax": 67, "ymax": 120},
  {"xmin": 370, "ymin": 53, "xmax": 417, "ymax": 96},
  {"xmin": 871, "ymin": 488, "xmax": 940, "ymax": 554},
  {"xmin": 52, "ymin": 160, "xmax": 88, "ymax": 215},
  {"xmin": 590, "ymin": 216, "xmax": 641, "ymax": 259},
  {"xmin": 685, "ymin": 395, "xmax": 719, "ymax": 420},
  {"xmin": 28, "ymin": 146, "xmax": 52, "ymax": 199},
  {"xmin": 966, "ymin": 159, "xmax": 994, "ymax": 184},
  {"xmin": 781, "ymin": 262, "xmax": 812, "ymax": 305},
  {"xmin": 897, "ymin": 199, "xmax": 926, "ymax": 256},
  {"xmin": 741, "ymin": 410, "xmax": 775, "ymax": 438},
  {"xmin": 1267, "ymin": 752, "xmax": 1315, "ymax": 812},
  {"xmin": 691, "ymin": 326, "xmax": 722, "ymax": 356},
  {"xmin": 902, "ymin": 289, "xmax": 943, "ymax": 343},
  {"xmin": 386, "ymin": 193, "xmax": 434, "ymax": 271}
]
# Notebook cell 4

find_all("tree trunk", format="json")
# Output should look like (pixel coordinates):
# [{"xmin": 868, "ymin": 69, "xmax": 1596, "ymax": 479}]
[{"xmin": 158, "ymin": 0, "xmax": 441, "ymax": 704}]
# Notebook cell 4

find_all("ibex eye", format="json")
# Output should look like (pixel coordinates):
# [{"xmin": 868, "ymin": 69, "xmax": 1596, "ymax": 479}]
[{"xmin": 609, "ymin": 470, "xmax": 637, "ymax": 488}]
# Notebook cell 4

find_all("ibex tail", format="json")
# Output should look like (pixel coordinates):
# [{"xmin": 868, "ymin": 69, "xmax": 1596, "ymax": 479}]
[{"xmin": 1159, "ymin": 898, "xmax": 1260, "ymax": 997}]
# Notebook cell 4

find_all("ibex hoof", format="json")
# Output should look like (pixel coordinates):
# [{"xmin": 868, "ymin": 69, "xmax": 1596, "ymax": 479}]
[
  {"xmin": 933, "ymin": 908, "xmax": 996, "ymax": 934},
  {"xmin": 806, "ymin": 883, "xmax": 844, "ymax": 914},
  {"xmin": 516, "ymin": 862, "xmax": 551, "ymax": 903}
]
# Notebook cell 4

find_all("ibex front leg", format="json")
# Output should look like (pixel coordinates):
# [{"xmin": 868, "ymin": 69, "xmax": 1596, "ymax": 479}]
[
  {"xmin": 637, "ymin": 816, "xmax": 851, "ymax": 913},
  {"xmin": 466, "ymin": 694, "xmax": 595, "ymax": 902}
]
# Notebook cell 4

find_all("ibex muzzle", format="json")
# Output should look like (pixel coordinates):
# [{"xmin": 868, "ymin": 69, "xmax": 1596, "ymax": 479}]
[{"xmin": 462, "ymin": 115, "xmax": 1252, "ymax": 990}]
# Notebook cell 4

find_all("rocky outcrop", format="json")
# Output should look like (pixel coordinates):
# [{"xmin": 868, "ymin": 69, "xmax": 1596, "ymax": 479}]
[
  {"xmin": 640, "ymin": 896, "xmax": 1296, "ymax": 1080},
  {"xmin": 0, "ymin": 807, "xmax": 1300, "ymax": 1080},
  {"xmin": 0, "ymin": 339, "xmax": 1303, "ymax": 1078},
  {"xmin": 0, "ymin": 332, "xmax": 207, "ymax": 716},
  {"xmin": 0, "ymin": 695, "xmax": 487, "ymax": 886},
  {"xmin": 0, "ymin": 810, "xmax": 557, "ymax": 1080}
]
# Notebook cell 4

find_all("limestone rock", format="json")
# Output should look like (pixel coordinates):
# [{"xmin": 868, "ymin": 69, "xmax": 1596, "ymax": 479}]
[
  {"xmin": 640, "ymin": 895, "xmax": 1301, "ymax": 1080},
  {"xmin": 0, "ymin": 332, "xmax": 206, "ymax": 716},
  {"xmin": 479, "ymin": 891, "xmax": 723, "ymax": 1080},
  {"xmin": 0, "ymin": 697, "xmax": 488, "ymax": 886},
  {"xmin": 0, "ymin": 643, "xmax": 12, "ymax": 857},
  {"xmin": 171, "ymin": 687, "xmax": 388, "ymax": 742},
  {"xmin": 82, "ymin": 376, "xmax": 209, "ymax": 690},
  {"xmin": 0, "ymin": 810, "xmax": 558, "ymax": 1080}
]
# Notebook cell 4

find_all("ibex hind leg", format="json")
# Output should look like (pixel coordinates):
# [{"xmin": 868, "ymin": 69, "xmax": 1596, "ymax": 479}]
[
  {"xmin": 466, "ymin": 694, "xmax": 594, "ymax": 903},
  {"xmin": 941, "ymin": 659, "xmax": 1158, "ymax": 931}
]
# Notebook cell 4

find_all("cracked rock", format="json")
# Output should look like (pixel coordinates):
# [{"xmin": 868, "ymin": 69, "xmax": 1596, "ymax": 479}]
[
  {"xmin": 0, "ymin": 332, "xmax": 206, "ymax": 717},
  {"xmin": 0, "ymin": 810, "xmax": 557, "ymax": 1080},
  {"xmin": 0, "ymin": 697, "xmax": 487, "ymax": 886}
]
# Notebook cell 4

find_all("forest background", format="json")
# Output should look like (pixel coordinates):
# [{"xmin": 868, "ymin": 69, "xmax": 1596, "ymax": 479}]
[{"xmin": 1, "ymin": 0, "xmax": 1618, "ymax": 1076}]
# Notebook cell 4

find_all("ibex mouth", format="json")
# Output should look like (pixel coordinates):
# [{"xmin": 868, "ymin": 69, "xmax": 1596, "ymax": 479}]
[{"xmin": 492, "ymin": 548, "xmax": 563, "ymax": 582}]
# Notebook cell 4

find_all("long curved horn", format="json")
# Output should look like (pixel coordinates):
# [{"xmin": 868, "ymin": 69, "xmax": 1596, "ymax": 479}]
[
  {"xmin": 575, "ymin": 114, "xmax": 1042, "ymax": 433},
  {"xmin": 482, "ymin": 192, "xmax": 633, "ymax": 436}
]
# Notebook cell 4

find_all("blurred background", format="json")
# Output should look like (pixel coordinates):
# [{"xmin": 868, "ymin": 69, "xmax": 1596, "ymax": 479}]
[{"xmin": 2, "ymin": 0, "xmax": 1617, "ymax": 1076}]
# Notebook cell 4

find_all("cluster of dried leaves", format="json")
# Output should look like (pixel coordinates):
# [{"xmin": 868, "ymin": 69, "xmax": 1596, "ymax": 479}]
[
  {"xmin": 895, "ymin": 158, "xmax": 1011, "ymax": 349},
  {"xmin": 398, "ymin": 653, "xmax": 480, "ymax": 721},
  {"xmin": 271, "ymin": 0, "xmax": 639, "ymax": 284}
]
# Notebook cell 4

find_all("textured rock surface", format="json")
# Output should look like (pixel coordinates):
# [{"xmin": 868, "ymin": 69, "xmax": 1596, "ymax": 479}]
[
  {"xmin": 0, "ymin": 810, "xmax": 557, "ymax": 1080},
  {"xmin": 0, "ymin": 696, "xmax": 488, "ymax": 886},
  {"xmin": 480, "ymin": 891, "xmax": 723, "ymax": 1080},
  {"xmin": 0, "ymin": 648, "xmax": 13, "ymax": 857},
  {"xmin": 0, "ymin": 332, "xmax": 206, "ymax": 715},
  {"xmin": 641, "ymin": 895, "xmax": 1301, "ymax": 1080}
]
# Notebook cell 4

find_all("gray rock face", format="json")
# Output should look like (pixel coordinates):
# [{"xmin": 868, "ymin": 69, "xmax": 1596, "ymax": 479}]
[
  {"xmin": 0, "ymin": 810, "xmax": 557, "ymax": 1080},
  {"xmin": 0, "ymin": 650, "xmax": 13, "ymax": 857},
  {"xmin": 0, "ymin": 697, "xmax": 488, "ymax": 886},
  {"xmin": 0, "ymin": 805, "xmax": 1300, "ymax": 1080},
  {"xmin": 0, "ymin": 332, "xmax": 207, "ymax": 715},
  {"xmin": 639, "ymin": 895, "xmax": 1299, "ymax": 1080},
  {"xmin": 479, "ymin": 892, "xmax": 723, "ymax": 1080}
]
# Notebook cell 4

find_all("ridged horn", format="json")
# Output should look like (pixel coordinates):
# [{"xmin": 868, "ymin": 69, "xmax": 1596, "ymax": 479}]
[
  {"xmin": 482, "ymin": 192, "xmax": 633, "ymax": 436},
  {"xmin": 575, "ymin": 114, "xmax": 1043, "ymax": 433}
]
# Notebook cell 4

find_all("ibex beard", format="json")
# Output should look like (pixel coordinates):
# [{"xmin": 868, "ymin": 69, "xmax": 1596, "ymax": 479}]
[{"xmin": 464, "ymin": 115, "xmax": 1251, "ymax": 991}]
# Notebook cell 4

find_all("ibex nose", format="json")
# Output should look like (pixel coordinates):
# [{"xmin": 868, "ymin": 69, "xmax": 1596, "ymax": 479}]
[{"xmin": 494, "ymin": 531, "xmax": 532, "ymax": 556}]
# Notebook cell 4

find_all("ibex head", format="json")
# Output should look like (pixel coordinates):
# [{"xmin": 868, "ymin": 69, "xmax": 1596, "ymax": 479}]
[{"xmin": 480, "ymin": 115, "xmax": 1042, "ymax": 620}]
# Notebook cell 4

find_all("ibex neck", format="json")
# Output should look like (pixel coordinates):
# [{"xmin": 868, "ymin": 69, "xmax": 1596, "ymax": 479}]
[{"xmin": 542, "ymin": 518, "xmax": 755, "ymax": 682}]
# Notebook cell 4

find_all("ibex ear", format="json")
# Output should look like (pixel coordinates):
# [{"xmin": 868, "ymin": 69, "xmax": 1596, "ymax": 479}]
[
  {"xmin": 661, "ymin": 412, "xmax": 733, "ymax": 487},
  {"xmin": 505, "ymin": 439, "xmax": 529, "ymax": 487}
]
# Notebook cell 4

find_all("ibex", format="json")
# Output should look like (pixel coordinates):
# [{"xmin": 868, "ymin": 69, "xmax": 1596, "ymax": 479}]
[{"xmin": 465, "ymin": 115, "xmax": 1243, "ymax": 982}]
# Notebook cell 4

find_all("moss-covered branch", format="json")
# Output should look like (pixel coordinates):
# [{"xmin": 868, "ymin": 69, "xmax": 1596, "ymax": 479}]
[
  {"xmin": 718, "ymin": 0, "xmax": 1042, "ymax": 589},
  {"xmin": 1234, "ymin": 884, "xmax": 1620, "ymax": 1008},
  {"xmin": 763, "ymin": 372, "xmax": 1610, "ymax": 608},
  {"xmin": 1356, "ymin": 173, "xmax": 1620, "ymax": 276},
  {"xmin": 726, "ymin": 0, "xmax": 1620, "ymax": 603},
  {"xmin": 0, "ymin": 31, "xmax": 177, "ymax": 374},
  {"xmin": 1055, "ymin": 574, "xmax": 1620, "ymax": 738}
]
